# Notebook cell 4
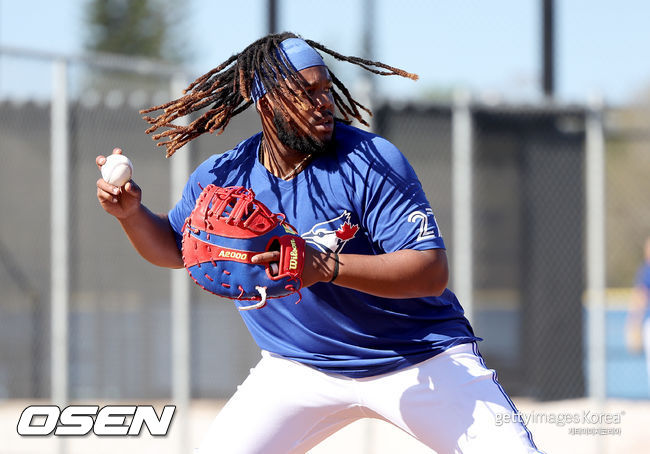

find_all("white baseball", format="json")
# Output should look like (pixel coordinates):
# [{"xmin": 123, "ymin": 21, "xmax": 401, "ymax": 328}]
[{"xmin": 101, "ymin": 154, "xmax": 133, "ymax": 187}]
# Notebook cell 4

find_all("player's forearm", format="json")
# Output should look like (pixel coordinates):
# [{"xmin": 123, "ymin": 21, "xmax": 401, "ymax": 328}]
[
  {"xmin": 118, "ymin": 205, "xmax": 183, "ymax": 268},
  {"xmin": 327, "ymin": 249, "xmax": 449, "ymax": 299}
]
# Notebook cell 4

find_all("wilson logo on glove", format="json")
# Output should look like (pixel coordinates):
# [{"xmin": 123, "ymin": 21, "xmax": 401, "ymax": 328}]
[
  {"xmin": 289, "ymin": 239, "xmax": 299, "ymax": 270},
  {"xmin": 182, "ymin": 185, "xmax": 305, "ymax": 310}
]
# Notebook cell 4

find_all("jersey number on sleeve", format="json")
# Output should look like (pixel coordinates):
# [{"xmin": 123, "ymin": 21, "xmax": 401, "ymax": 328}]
[{"xmin": 408, "ymin": 208, "xmax": 440, "ymax": 242}]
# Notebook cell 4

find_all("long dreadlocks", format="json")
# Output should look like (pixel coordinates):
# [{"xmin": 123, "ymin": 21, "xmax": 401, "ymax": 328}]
[{"xmin": 140, "ymin": 32, "xmax": 418, "ymax": 158}]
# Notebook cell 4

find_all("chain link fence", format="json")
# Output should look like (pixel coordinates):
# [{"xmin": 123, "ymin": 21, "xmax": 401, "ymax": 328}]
[
  {"xmin": 376, "ymin": 103, "xmax": 588, "ymax": 400},
  {"xmin": 0, "ymin": 51, "xmax": 52, "ymax": 399},
  {"xmin": 68, "ymin": 63, "xmax": 173, "ymax": 400},
  {"xmin": 1, "ymin": 48, "xmax": 648, "ymax": 409}
]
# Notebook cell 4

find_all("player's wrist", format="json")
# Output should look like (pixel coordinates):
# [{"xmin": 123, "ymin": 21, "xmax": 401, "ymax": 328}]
[
  {"xmin": 328, "ymin": 252, "xmax": 340, "ymax": 283},
  {"xmin": 305, "ymin": 249, "xmax": 338, "ymax": 285},
  {"xmin": 116, "ymin": 202, "xmax": 144, "ymax": 222}
]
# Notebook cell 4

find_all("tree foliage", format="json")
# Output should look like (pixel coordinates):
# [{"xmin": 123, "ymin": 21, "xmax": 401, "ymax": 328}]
[{"xmin": 84, "ymin": 0, "xmax": 185, "ymax": 62}]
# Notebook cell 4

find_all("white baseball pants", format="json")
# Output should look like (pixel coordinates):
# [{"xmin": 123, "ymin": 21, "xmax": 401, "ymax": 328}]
[{"xmin": 195, "ymin": 343, "xmax": 541, "ymax": 454}]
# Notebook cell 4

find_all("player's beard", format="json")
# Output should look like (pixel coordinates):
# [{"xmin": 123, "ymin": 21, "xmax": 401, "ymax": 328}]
[{"xmin": 273, "ymin": 109, "xmax": 336, "ymax": 155}]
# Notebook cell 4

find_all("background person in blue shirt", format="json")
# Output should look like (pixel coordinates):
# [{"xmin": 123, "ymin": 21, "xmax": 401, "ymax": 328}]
[
  {"xmin": 627, "ymin": 237, "xmax": 650, "ymax": 381},
  {"xmin": 96, "ymin": 32, "xmax": 540, "ymax": 454}
]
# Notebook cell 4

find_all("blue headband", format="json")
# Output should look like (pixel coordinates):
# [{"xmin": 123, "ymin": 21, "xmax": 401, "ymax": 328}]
[{"xmin": 250, "ymin": 38, "xmax": 326, "ymax": 102}]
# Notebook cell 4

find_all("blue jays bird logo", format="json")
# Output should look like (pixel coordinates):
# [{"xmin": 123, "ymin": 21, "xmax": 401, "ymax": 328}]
[{"xmin": 302, "ymin": 211, "xmax": 359, "ymax": 254}]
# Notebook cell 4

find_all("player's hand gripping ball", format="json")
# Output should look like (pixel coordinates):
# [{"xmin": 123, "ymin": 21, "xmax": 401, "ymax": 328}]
[
  {"xmin": 182, "ymin": 185, "xmax": 306, "ymax": 310},
  {"xmin": 101, "ymin": 153, "xmax": 133, "ymax": 187}
]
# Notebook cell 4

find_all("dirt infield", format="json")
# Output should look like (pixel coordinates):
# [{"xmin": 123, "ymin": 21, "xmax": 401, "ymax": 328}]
[{"xmin": 1, "ymin": 397, "xmax": 646, "ymax": 453}]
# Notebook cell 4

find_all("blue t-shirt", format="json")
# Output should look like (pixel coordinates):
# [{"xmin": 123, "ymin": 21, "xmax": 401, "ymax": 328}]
[
  {"xmin": 636, "ymin": 262, "xmax": 650, "ymax": 319},
  {"xmin": 169, "ymin": 123, "xmax": 479, "ymax": 378}
]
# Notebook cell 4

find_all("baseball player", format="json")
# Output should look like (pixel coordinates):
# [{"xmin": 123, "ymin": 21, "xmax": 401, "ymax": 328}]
[
  {"xmin": 96, "ymin": 33, "xmax": 541, "ymax": 453},
  {"xmin": 627, "ymin": 236, "xmax": 650, "ymax": 389}
]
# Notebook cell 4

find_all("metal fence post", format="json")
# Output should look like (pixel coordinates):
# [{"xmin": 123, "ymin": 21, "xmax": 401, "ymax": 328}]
[
  {"xmin": 51, "ymin": 56, "xmax": 69, "ymax": 454},
  {"xmin": 170, "ymin": 72, "xmax": 192, "ymax": 450},
  {"xmin": 452, "ymin": 89, "xmax": 474, "ymax": 323},
  {"xmin": 51, "ymin": 57, "xmax": 69, "ymax": 405},
  {"xmin": 586, "ymin": 97, "xmax": 607, "ymax": 406}
]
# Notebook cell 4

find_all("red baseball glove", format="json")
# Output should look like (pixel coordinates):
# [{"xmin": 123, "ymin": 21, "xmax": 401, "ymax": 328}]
[{"xmin": 182, "ymin": 185, "xmax": 306, "ymax": 310}]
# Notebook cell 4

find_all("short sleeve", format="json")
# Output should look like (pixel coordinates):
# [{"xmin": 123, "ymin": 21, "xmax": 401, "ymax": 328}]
[{"xmin": 360, "ymin": 138, "xmax": 445, "ymax": 253}]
